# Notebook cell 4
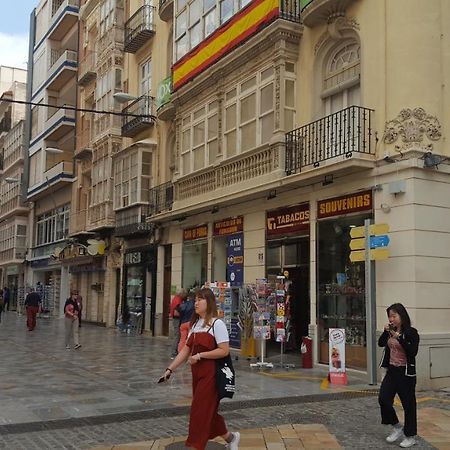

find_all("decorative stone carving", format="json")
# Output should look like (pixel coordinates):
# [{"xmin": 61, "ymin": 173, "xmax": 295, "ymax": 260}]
[
  {"xmin": 315, "ymin": 16, "xmax": 360, "ymax": 54},
  {"xmin": 383, "ymin": 108, "xmax": 442, "ymax": 151}
]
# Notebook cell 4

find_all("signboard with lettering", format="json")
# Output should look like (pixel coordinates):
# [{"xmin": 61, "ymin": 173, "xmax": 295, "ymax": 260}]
[
  {"xmin": 155, "ymin": 76, "xmax": 172, "ymax": 109},
  {"xmin": 266, "ymin": 203, "xmax": 310, "ymax": 237},
  {"xmin": 318, "ymin": 190, "xmax": 372, "ymax": 219},
  {"xmin": 213, "ymin": 216, "xmax": 244, "ymax": 236},
  {"xmin": 227, "ymin": 233, "xmax": 244, "ymax": 286},
  {"xmin": 183, "ymin": 225, "xmax": 208, "ymax": 241},
  {"xmin": 229, "ymin": 317, "xmax": 241, "ymax": 349}
]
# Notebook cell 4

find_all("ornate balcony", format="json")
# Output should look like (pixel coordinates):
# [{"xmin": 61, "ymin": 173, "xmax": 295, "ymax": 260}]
[
  {"xmin": 300, "ymin": 0, "xmax": 357, "ymax": 27},
  {"xmin": 148, "ymin": 182, "xmax": 174, "ymax": 216},
  {"xmin": 158, "ymin": 0, "xmax": 173, "ymax": 22},
  {"xmin": 87, "ymin": 201, "xmax": 115, "ymax": 232},
  {"xmin": 124, "ymin": 5, "xmax": 156, "ymax": 53},
  {"xmin": 113, "ymin": 205, "xmax": 155, "ymax": 237},
  {"xmin": 78, "ymin": 51, "xmax": 96, "ymax": 86},
  {"xmin": 285, "ymin": 105, "xmax": 375, "ymax": 175},
  {"xmin": 121, "ymin": 96, "xmax": 156, "ymax": 137}
]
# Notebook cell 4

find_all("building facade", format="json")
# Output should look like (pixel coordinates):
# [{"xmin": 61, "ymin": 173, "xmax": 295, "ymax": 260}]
[
  {"xmin": 0, "ymin": 66, "xmax": 28, "ymax": 311},
  {"xmin": 25, "ymin": 0, "xmax": 80, "ymax": 316},
  {"xmin": 145, "ymin": 0, "xmax": 450, "ymax": 389}
]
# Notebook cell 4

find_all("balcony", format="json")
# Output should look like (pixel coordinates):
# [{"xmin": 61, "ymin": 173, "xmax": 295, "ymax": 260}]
[
  {"xmin": 156, "ymin": 76, "xmax": 176, "ymax": 121},
  {"xmin": 158, "ymin": 0, "xmax": 173, "ymax": 22},
  {"xmin": 44, "ymin": 106, "xmax": 76, "ymax": 142},
  {"xmin": 27, "ymin": 161, "xmax": 74, "ymax": 200},
  {"xmin": 70, "ymin": 209, "xmax": 88, "ymax": 236},
  {"xmin": 87, "ymin": 201, "xmax": 115, "ymax": 231},
  {"xmin": 113, "ymin": 206, "xmax": 155, "ymax": 237},
  {"xmin": 0, "ymin": 219, "xmax": 27, "ymax": 264},
  {"xmin": 0, "ymin": 116, "xmax": 11, "ymax": 132},
  {"xmin": 124, "ymin": 5, "xmax": 156, "ymax": 53},
  {"xmin": 300, "ymin": 0, "xmax": 357, "ymax": 27},
  {"xmin": 121, "ymin": 96, "xmax": 156, "ymax": 137},
  {"xmin": 285, "ymin": 106, "xmax": 375, "ymax": 175},
  {"xmin": 75, "ymin": 122, "xmax": 93, "ymax": 160},
  {"xmin": 48, "ymin": 0, "xmax": 80, "ymax": 41},
  {"xmin": 31, "ymin": 242, "xmax": 65, "ymax": 260},
  {"xmin": 47, "ymin": 49, "xmax": 78, "ymax": 91},
  {"xmin": 148, "ymin": 182, "xmax": 174, "ymax": 216},
  {"xmin": 0, "ymin": 179, "xmax": 28, "ymax": 221},
  {"xmin": 78, "ymin": 51, "xmax": 96, "ymax": 86}
]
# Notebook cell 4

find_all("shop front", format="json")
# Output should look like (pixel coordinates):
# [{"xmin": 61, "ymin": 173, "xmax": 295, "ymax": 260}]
[
  {"xmin": 265, "ymin": 203, "xmax": 310, "ymax": 354},
  {"xmin": 317, "ymin": 190, "xmax": 373, "ymax": 370},
  {"xmin": 182, "ymin": 225, "xmax": 208, "ymax": 290}
]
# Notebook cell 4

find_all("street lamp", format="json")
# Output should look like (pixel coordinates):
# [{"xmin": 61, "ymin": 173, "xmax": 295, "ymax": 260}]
[
  {"xmin": 113, "ymin": 92, "xmax": 138, "ymax": 103},
  {"xmin": 5, "ymin": 177, "xmax": 20, "ymax": 183},
  {"xmin": 45, "ymin": 147, "xmax": 64, "ymax": 154}
]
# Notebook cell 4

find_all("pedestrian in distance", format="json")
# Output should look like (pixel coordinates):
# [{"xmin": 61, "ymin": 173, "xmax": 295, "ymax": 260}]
[
  {"xmin": 169, "ymin": 289, "xmax": 187, "ymax": 358},
  {"xmin": 3, "ymin": 286, "xmax": 10, "ymax": 311},
  {"xmin": 0, "ymin": 290, "xmax": 4, "ymax": 323},
  {"xmin": 159, "ymin": 287, "xmax": 240, "ymax": 450},
  {"xmin": 72, "ymin": 289, "xmax": 83, "ymax": 328},
  {"xmin": 64, "ymin": 291, "xmax": 81, "ymax": 350},
  {"xmin": 378, "ymin": 303, "xmax": 420, "ymax": 448},
  {"xmin": 178, "ymin": 290, "xmax": 195, "ymax": 353},
  {"xmin": 24, "ymin": 288, "xmax": 42, "ymax": 331}
]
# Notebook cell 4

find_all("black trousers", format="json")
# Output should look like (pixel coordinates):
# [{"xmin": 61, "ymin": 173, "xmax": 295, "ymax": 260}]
[{"xmin": 378, "ymin": 365, "xmax": 417, "ymax": 436}]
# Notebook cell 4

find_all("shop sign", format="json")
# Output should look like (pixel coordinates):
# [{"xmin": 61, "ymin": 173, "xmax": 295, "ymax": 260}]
[
  {"xmin": 329, "ymin": 328, "xmax": 348, "ymax": 385},
  {"xmin": 266, "ymin": 203, "xmax": 310, "ymax": 237},
  {"xmin": 227, "ymin": 233, "xmax": 244, "ymax": 286},
  {"xmin": 55, "ymin": 244, "xmax": 87, "ymax": 261},
  {"xmin": 213, "ymin": 216, "xmax": 243, "ymax": 236},
  {"xmin": 6, "ymin": 265, "xmax": 19, "ymax": 275},
  {"xmin": 229, "ymin": 317, "xmax": 241, "ymax": 349},
  {"xmin": 318, "ymin": 190, "xmax": 372, "ymax": 219},
  {"xmin": 125, "ymin": 251, "xmax": 142, "ymax": 265},
  {"xmin": 183, "ymin": 225, "xmax": 208, "ymax": 241},
  {"xmin": 155, "ymin": 76, "xmax": 172, "ymax": 109}
]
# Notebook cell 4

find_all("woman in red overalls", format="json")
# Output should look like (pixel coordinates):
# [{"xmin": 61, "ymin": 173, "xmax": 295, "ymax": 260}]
[{"xmin": 160, "ymin": 288, "xmax": 240, "ymax": 449}]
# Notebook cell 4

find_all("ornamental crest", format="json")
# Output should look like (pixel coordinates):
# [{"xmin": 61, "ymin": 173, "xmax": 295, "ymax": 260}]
[{"xmin": 384, "ymin": 108, "xmax": 441, "ymax": 151}]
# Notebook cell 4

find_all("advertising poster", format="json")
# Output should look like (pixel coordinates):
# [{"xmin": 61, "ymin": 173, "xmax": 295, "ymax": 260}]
[
  {"xmin": 328, "ymin": 328, "xmax": 348, "ymax": 385},
  {"xmin": 227, "ymin": 233, "xmax": 244, "ymax": 287}
]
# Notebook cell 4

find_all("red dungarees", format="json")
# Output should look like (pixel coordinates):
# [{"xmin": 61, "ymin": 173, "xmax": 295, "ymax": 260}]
[{"xmin": 185, "ymin": 330, "xmax": 228, "ymax": 449}]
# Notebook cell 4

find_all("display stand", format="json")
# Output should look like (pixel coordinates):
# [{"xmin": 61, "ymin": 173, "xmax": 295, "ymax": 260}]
[
  {"xmin": 250, "ymin": 338, "xmax": 274, "ymax": 369},
  {"xmin": 250, "ymin": 311, "xmax": 273, "ymax": 369},
  {"xmin": 275, "ymin": 285, "xmax": 295, "ymax": 369}
]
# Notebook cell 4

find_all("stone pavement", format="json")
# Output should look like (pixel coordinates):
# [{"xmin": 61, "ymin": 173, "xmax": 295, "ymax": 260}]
[{"xmin": 0, "ymin": 312, "xmax": 449, "ymax": 450}]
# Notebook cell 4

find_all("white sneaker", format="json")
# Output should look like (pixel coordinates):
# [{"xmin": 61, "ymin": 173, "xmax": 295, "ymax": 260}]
[
  {"xmin": 386, "ymin": 425, "xmax": 404, "ymax": 443},
  {"xmin": 227, "ymin": 432, "xmax": 240, "ymax": 450},
  {"xmin": 399, "ymin": 436, "xmax": 416, "ymax": 448}
]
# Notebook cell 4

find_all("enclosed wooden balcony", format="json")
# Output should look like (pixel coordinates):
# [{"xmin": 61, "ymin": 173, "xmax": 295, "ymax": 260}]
[{"xmin": 78, "ymin": 51, "xmax": 96, "ymax": 86}]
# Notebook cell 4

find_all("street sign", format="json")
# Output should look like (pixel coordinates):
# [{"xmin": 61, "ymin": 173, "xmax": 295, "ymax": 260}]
[
  {"xmin": 349, "ymin": 238, "xmax": 365, "ymax": 250},
  {"xmin": 350, "ymin": 248, "xmax": 390, "ymax": 262},
  {"xmin": 370, "ymin": 235, "xmax": 390, "ymax": 248},
  {"xmin": 350, "ymin": 223, "xmax": 390, "ymax": 238}
]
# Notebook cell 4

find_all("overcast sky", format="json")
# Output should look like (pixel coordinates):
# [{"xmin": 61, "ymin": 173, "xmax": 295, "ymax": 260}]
[{"xmin": 0, "ymin": 1, "xmax": 37, "ymax": 69}]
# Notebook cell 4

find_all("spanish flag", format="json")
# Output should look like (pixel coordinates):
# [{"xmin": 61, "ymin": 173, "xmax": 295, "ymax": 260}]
[{"xmin": 173, "ymin": 0, "xmax": 279, "ymax": 91}]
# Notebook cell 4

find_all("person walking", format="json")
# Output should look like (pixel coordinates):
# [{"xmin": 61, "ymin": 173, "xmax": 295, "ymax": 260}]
[
  {"xmin": 64, "ymin": 291, "xmax": 81, "ymax": 350},
  {"xmin": 378, "ymin": 303, "xmax": 419, "ymax": 448},
  {"xmin": 24, "ymin": 288, "xmax": 42, "ymax": 331},
  {"xmin": 3, "ymin": 287, "xmax": 10, "ymax": 311},
  {"xmin": 178, "ymin": 291, "xmax": 195, "ymax": 353},
  {"xmin": 169, "ymin": 289, "xmax": 186, "ymax": 358},
  {"xmin": 72, "ymin": 289, "xmax": 83, "ymax": 328},
  {"xmin": 0, "ymin": 290, "xmax": 4, "ymax": 323},
  {"xmin": 160, "ymin": 288, "xmax": 240, "ymax": 450}
]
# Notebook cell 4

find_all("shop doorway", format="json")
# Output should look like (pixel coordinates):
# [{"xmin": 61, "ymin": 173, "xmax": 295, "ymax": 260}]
[{"xmin": 266, "ymin": 237, "xmax": 310, "ymax": 356}]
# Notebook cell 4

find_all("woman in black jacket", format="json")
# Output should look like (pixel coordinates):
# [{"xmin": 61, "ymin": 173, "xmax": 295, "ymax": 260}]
[{"xmin": 378, "ymin": 303, "xmax": 419, "ymax": 448}]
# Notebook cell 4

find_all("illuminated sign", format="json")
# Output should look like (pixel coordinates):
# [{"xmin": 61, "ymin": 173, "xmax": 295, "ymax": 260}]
[
  {"xmin": 317, "ymin": 191, "xmax": 373, "ymax": 219},
  {"xmin": 266, "ymin": 203, "xmax": 310, "ymax": 237}
]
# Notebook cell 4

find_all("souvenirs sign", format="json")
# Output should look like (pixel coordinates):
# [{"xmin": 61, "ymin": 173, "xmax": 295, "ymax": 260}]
[{"xmin": 318, "ymin": 190, "xmax": 372, "ymax": 219}]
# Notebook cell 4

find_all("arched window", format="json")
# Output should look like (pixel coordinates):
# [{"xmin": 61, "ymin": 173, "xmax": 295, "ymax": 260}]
[{"xmin": 322, "ymin": 40, "xmax": 360, "ymax": 115}]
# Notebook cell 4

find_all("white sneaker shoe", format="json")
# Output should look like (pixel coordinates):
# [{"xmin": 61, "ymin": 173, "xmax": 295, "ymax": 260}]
[
  {"xmin": 226, "ymin": 432, "xmax": 240, "ymax": 450},
  {"xmin": 386, "ymin": 425, "xmax": 404, "ymax": 443},
  {"xmin": 399, "ymin": 436, "xmax": 416, "ymax": 448}
]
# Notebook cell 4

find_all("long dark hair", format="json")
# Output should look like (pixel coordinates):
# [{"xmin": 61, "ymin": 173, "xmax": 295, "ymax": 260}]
[
  {"xmin": 386, "ymin": 303, "xmax": 411, "ymax": 330},
  {"xmin": 190, "ymin": 287, "xmax": 218, "ymax": 327}
]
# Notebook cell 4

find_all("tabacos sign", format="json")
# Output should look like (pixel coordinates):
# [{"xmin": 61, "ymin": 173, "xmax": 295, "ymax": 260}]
[
  {"xmin": 266, "ymin": 203, "xmax": 310, "ymax": 237},
  {"xmin": 318, "ymin": 190, "xmax": 372, "ymax": 219}
]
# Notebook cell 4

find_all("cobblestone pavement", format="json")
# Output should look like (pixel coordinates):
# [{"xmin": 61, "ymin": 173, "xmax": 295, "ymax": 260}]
[{"xmin": 0, "ymin": 312, "xmax": 449, "ymax": 449}]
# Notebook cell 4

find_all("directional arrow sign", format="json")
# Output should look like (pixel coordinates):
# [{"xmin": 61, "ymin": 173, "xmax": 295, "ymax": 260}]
[
  {"xmin": 349, "ymin": 238, "xmax": 366, "ymax": 250},
  {"xmin": 350, "ymin": 248, "xmax": 390, "ymax": 262},
  {"xmin": 350, "ymin": 223, "xmax": 390, "ymax": 238},
  {"xmin": 370, "ymin": 235, "xmax": 390, "ymax": 248}
]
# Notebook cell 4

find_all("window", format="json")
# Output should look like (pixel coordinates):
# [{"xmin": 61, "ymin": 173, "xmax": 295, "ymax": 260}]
[
  {"xmin": 322, "ymin": 41, "xmax": 361, "ymax": 115},
  {"xmin": 35, "ymin": 205, "xmax": 70, "ymax": 246},
  {"xmin": 140, "ymin": 59, "xmax": 152, "ymax": 96},
  {"xmin": 100, "ymin": 0, "xmax": 116, "ymax": 37}
]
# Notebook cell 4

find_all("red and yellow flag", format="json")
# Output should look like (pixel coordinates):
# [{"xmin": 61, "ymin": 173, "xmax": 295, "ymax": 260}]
[{"xmin": 173, "ymin": 0, "xmax": 279, "ymax": 91}]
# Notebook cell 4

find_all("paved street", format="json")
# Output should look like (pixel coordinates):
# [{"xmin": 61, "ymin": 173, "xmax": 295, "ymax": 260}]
[{"xmin": 0, "ymin": 311, "xmax": 449, "ymax": 449}]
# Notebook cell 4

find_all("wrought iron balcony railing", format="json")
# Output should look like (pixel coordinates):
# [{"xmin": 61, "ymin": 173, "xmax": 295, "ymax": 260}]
[
  {"xmin": 285, "ymin": 105, "xmax": 374, "ymax": 174},
  {"xmin": 121, "ymin": 95, "xmax": 156, "ymax": 137},
  {"xmin": 114, "ymin": 206, "xmax": 155, "ymax": 237},
  {"xmin": 280, "ymin": 0, "xmax": 302, "ymax": 23},
  {"xmin": 124, "ymin": 5, "xmax": 156, "ymax": 53},
  {"xmin": 149, "ymin": 182, "xmax": 174, "ymax": 216}
]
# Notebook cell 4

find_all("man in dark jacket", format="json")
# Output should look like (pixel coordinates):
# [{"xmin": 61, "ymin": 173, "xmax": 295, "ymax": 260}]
[{"xmin": 24, "ymin": 288, "xmax": 42, "ymax": 331}]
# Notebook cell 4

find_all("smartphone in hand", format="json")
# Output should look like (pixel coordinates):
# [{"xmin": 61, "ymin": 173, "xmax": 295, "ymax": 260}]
[{"xmin": 157, "ymin": 373, "xmax": 171, "ymax": 383}]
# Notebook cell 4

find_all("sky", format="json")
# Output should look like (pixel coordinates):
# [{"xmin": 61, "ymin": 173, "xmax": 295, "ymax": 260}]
[{"xmin": 0, "ymin": 0, "xmax": 37, "ymax": 69}]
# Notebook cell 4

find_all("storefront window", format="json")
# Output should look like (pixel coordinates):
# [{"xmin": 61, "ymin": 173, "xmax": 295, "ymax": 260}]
[
  {"xmin": 182, "ymin": 240, "xmax": 208, "ymax": 289},
  {"xmin": 317, "ymin": 214, "xmax": 370, "ymax": 369},
  {"xmin": 125, "ymin": 266, "xmax": 145, "ymax": 313}
]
